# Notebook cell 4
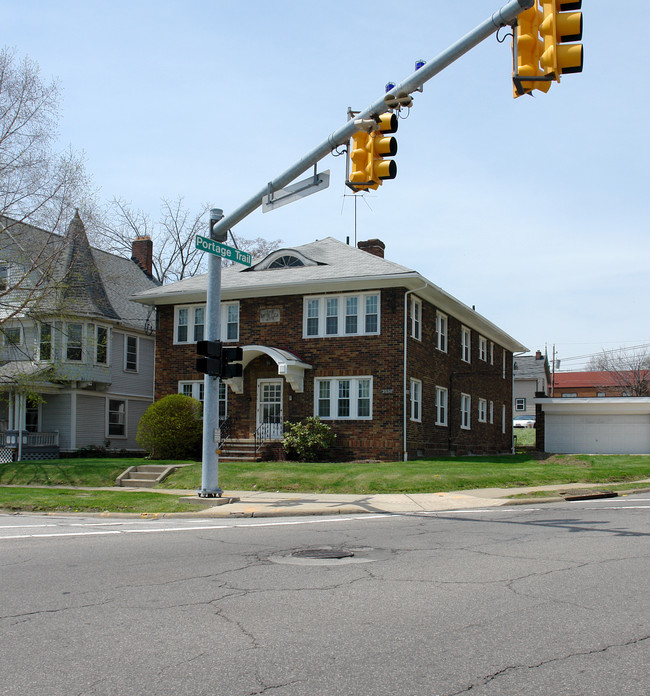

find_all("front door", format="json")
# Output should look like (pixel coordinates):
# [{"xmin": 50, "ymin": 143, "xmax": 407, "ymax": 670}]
[{"xmin": 257, "ymin": 379, "xmax": 283, "ymax": 440}]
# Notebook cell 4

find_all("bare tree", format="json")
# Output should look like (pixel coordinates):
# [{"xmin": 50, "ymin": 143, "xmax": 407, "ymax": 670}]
[
  {"xmin": 0, "ymin": 47, "xmax": 94, "ymax": 233},
  {"xmin": 586, "ymin": 346, "xmax": 650, "ymax": 396},
  {"xmin": 1, "ymin": 47, "xmax": 96, "ymax": 332},
  {"xmin": 95, "ymin": 196, "xmax": 282, "ymax": 284}
]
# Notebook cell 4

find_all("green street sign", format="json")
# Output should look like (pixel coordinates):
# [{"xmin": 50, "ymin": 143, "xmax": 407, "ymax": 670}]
[{"xmin": 195, "ymin": 235, "xmax": 252, "ymax": 267}]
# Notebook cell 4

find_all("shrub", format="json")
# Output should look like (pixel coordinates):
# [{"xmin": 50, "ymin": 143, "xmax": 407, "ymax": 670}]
[
  {"xmin": 282, "ymin": 417, "xmax": 335, "ymax": 462},
  {"xmin": 136, "ymin": 394, "xmax": 203, "ymax": 460}
]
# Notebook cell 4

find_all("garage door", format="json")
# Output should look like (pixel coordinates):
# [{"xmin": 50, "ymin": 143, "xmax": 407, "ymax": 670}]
[{"xmin": 545, "ymin": 413, "xmax": 650, "ymax": 454}]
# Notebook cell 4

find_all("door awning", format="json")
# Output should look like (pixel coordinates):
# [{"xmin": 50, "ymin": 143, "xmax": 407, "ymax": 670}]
[{"xmin": 225, "ymin": 345, "xmax": 312, "ymax": 394}]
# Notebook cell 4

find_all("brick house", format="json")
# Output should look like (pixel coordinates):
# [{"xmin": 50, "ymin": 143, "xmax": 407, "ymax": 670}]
[
  {"xmin": 553, "ymin": 371, "xmax": 642, "ymax": 398},
  {"xmin": 133, "ymin": 237, "xmax": 527, "ymax": 461}
]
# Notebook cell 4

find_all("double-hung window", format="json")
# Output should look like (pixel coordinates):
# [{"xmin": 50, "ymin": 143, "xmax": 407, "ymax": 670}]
[
  {"xmin": 304, "ymin": 293, "xmax": 380, "ymax": 338},
  {"xmin": 410, "ymin": 379, "xmax": 422, "ymax": 422},
  {"xmin": 315, "ymin": 377, "xmax": 372, "ymax": 420},
  {"xmin": 0, "ymin": 262, "xmax": 8, "ymax": 291},
  {"xmin": 436, "ymin": 387, "xmax": 448, "ymax": 426},
  {"xmin": 179, "ymin": 380, "xmax": 227, "ymax": 420},
  {"xmin": 436, "ymin": 311, "xmax": 448, "ymax": 352},
  {"xmin": 107, "ymin": 399, "xmax": 126, "ymax": 437},
  {"xmin": 478, "ymin": 398, "xmax": 487, "ymax": 423},
  {"xmin": 96, "ymin": 326, "xmax": 109, "ymax": 365},
  {"xmin": 460, "ymin": 393, "xmax": 471, "ymax": 429},
  {"xmin": 410, "ymin": 297, "xmax": 422, "ymax": 341},
  {"xmin": 479, "ymin": 336, "xmax": 488, "ymax": 362},
  {"xmin": 39, "ymin": 323, "xmax": 52, "ymax": 361},
  {"xmin": 174, "ymin": 302, "xmax": 239, "ymax": 344},
  {"xmin": 66, "ymin": 323, "xmax": 83, "ymax": 361},
  {"xmin": 125, "ymin": 335, "xmax": 138, "ymax": 372},
  {"xmin": 461, "ymin": 326, "xmax": 471, "ymax": 363}
]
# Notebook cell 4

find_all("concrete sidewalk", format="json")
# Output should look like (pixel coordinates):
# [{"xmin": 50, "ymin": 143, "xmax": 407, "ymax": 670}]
[{"xmin": 174, "ymin": 479, "xmax": 650, "ymax": 518}]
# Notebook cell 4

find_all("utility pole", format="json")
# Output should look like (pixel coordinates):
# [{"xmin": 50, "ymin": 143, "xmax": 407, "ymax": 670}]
[{"xmin": 198, "ymin": 208, "xmax": 225, "ymax": 498}]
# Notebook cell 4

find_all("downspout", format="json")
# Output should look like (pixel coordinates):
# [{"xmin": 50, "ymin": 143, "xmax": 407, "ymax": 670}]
[{"xmin": 403, "ymin": 282, "xmax": 428, "ymax": 462}]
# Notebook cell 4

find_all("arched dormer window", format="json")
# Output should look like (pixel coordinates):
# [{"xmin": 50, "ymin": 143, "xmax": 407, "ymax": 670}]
[
  {"xmin": 249, "ymin": 249, "xmax": 321, "ymax": 271},
  {"xmin": 268, "ymin": 255, "xmax": 305, "ymax": 269}
]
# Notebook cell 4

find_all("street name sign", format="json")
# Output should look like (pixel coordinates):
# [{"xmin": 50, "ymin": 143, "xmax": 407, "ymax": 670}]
[{"xmin": 195, "ymin": 235, "xmax": 252, "ymax": 267}]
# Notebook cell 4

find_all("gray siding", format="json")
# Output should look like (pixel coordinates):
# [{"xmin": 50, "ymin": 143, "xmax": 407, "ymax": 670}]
[
  {"xmin": 41, "ymin": 393, "xmax": 73, "ymax": 450},
  {"xmin": 76, "ymin": 394, "xmax": 107, "ymax": 448},
  {"xmin": 110, "ymin": 331, "xmax": 154, "ymax": 398}
]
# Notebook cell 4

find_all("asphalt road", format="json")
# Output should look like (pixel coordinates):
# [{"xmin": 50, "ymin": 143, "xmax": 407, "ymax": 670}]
[{"xmin": 1, "ymin": 496, "xmax": 649, "ymax": 696}]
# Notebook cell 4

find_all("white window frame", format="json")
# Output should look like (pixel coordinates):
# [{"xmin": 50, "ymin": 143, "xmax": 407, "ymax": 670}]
[
  {"xmin": 95, "ymin": 325, "xmax": 109, "ymax": 366},
  {"xmin": 502, "ymin": 404, "xmax": 507, "ymax": 433},
  {"xmin": 490, "ymin": 341, "xmax": 495, "ymax": 365},
  {"xmin": 461, "ymin": 326, "xmax": 471, "ymax": 363},
  {"xmin": 124, "ymin": 334, "xmax": 138, "ymax": 372},
  {"xmin": 0, "ymin": 261, "xmax": 7, "ymax": 291},
  {"xmin": 410, "ymin": 297, "xmax": 422, "ymax": 341},
  {"xmin": 489, "ymin": 400, "xmax": 494, "ymax": 424},
  {"xmin": 436, "ymin": 311, "xmax": 448, "ymax": 353},
  {"xmin": 435, "ymin": 386, "xmax": 448, "ymax": 426},
  {"xmin": 478, "ymin": 398, "xmax": 487, "ymax": 423},
  {"xmin": 479, "ymin": 335, "xmax": 488, "ymax": 362},
  {"xmin": 460, "ymin": 393, "xmax": 471, "ymax": 430},
  {"xmin": 174, "ymin": 302, "xmax": 239, "ymax": 344},
  {"xmin": 515, "ymin": 397, "xmax": 526, "ymax": 411},
  {"xmin": 314, "ymin": 376, "xmax": 373, "ymax": 420},
  {"xmin": 65, "ymin": 322, "xmax": 84, "ymax": 362},
  {"xmin": 38, "ymin": 322, "xmax": 52, "ymax": 361},
  {"xmin": 3, "ymin": 325, "xmax": 22, "ymax": 347},
  {"xmin": 303, "ymin": 293, "xmax": 380, "ymax": 338},
  {"xmin": 410, "ymin": 378, "xmax": 422, "ymax": 422},
  {"xmin": 179, "ymin": 380, "xmax": 227, "ymax": 420},
  {"xmin": 107, "ymin": 398, "xmax": 127, "ymax": 438}
]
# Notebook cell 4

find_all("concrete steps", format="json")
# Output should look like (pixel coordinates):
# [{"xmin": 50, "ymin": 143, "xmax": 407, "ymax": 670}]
[
  {"xmin": 116, "ymin": 464, "xmax": 180, "ymax": 488},
  {"xmin": 219, "ymin": 439, "xmax": 263, "ymax": 462}
]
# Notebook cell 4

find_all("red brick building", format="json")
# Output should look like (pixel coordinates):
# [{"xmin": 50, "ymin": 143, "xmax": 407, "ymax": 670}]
[{"xmin": 133, "ymin": 237, "xmax": 526, "ymax": 460}]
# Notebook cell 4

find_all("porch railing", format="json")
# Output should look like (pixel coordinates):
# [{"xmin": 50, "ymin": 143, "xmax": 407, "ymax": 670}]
[{"xmin": 1, "ymin": 431, "xmax": 60, "ymax": 448}]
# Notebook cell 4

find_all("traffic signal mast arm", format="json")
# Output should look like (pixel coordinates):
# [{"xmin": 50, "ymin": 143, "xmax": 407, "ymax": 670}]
[{"xmin": 209, "ymin": 0, "xmax": 534, "ymax": 240}]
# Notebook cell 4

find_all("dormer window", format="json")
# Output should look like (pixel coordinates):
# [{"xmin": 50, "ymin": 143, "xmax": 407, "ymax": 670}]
[
  {"xmin": 268, "ymin": 255, "xmax": 305, "ymax": 269},
  {"xmin": 250, "ymin": 249, "xmax": 320, "ymax": 271}
]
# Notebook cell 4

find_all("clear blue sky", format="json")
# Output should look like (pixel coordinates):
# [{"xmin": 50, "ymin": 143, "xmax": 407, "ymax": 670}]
[{"xmin": 4, "ymin": 1, "xmax": 648, "ymax": 370}]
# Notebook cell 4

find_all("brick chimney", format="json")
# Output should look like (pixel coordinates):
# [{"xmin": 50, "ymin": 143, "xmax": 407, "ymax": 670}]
[
  {"xmin": 535, "ymin": 350, "xmax": 543, "ymax": 360},
  {"xmin": 132, "ymin": 236, "xmax": 153, "ymax": 277},
  {"xmin": 357, "ymin": 239, "xmax": 385, "ymax": 258}
]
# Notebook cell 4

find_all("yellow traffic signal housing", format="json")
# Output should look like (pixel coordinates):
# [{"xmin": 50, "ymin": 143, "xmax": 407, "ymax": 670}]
[
  {"xmin": 540, "ymin": 0, "xmax": 583, "ymax": 80},
  {"xmin": 347, "ymin": 113, "xmax": 398, "ymax": 192},
  {"xmin": 512, "ymin": 3, "xmax": 550, "ymax": 97},
  {"xmin": 348, "ymin": 130, "xmax": 375, "ymax": 192}
]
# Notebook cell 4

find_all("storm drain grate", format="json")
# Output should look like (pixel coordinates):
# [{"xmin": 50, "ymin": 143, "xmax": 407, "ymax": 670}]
[{"xmin": 291, "ymin": 548, "xmax": 355, "ymax": 560}]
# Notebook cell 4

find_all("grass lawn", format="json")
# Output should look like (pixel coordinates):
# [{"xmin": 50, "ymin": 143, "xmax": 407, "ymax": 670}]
[
  {"xmin": 0, "ymin": 458, "xmax": 192, "ymax": 487},
  {"xmin": 159, "ymin": 453, "xmax": 650, "ymax": 494},
  {"xmin": 0, "ymin": 487, "xmax": 200, "ymax": 514},
  {"xmin": 2, "ymin": 453, "xmax": 650, "ymax": 513}
]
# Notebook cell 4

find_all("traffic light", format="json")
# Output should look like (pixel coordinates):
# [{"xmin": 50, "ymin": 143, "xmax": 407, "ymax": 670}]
[
  {"xmin": 197, "ymin": 341, "xmax": 243, "ymax": 379},
  {"xmin": 347, "ymin": 113, "xmax": 398, "ymax": 192},
  {"xmin": 348, "ymin": 130, "xmax": 374, "ymax": 192},
  {"xmin": 196, "ymin": 340, "xmax": 222, "ymax": 377},
  {"xmin": 539, "ymin": 0, "xmax": 583, "ymax": 81},
  {"xmin": 512, "ymin": 3, "xmax": 550, "ymax": 97},
  {"xmin": 220, "ymin": 346, "xmax": 243, "ymax": 379}
]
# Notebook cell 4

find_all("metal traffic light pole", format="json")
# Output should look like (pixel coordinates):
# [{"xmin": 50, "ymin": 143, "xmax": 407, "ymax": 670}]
[
  {"xmin": 209, "ymin": 0, "xmax": 534, "ymax": 241},
  {"xmin": 198, "ymin": 208, "xmax": 226, "ymax": 498}
]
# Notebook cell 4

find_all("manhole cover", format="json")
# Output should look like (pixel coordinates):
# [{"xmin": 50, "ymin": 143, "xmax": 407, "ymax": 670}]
[{"xmin": 291, "ymin": 548, "xmax": 354, "ymax": 560}]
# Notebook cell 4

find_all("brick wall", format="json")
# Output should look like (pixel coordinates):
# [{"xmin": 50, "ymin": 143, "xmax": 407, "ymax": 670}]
[{"xmin": 154, "ymin": 287, "xmax": 514, "ymax": 460}]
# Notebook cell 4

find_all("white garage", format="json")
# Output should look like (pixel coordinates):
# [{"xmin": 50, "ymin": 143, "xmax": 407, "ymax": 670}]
[{"xmin": 538, "ymin": 398, "xmax": 650, "ymax": 455}]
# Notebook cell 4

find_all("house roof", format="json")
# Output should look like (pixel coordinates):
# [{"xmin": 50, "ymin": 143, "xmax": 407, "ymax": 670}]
[
  {"xmin": 514, "ymin": 354, "xmax": 550, "ymax": 381},
  {"xmin": 553, "ymin": 371, "xmax": 628, "ymax": 388},
  {"xmin": 1, "ymin": 214, "xmax": 157, "ymax": 331},
  {"xmin": 131, "ymin": 236, "xmax": 527, "ymax": 353}
]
